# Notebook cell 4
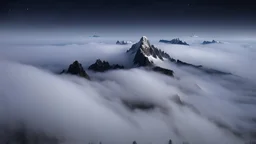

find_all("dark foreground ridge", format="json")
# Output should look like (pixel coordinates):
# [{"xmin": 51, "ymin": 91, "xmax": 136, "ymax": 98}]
[
  {"xmin": 88, "ymin": 59, "xmax": 124, "ymax": 72},
  {"xmin": 60, "ymin": 60, "xmax": 90, "ymax": 80},
  {"xmin": 3, "ymin": 123, "xmax": 254, "ymax": 144},
  {"xmin": 159, "ymin": 38, "xmax": 189, "ymax": 45},
  {"xmin": 1, "ymin": 123, "xmax": 178, "ymax": 144},
  {"xmin": 1, "ymin": 124, "xmax": 61, "ymax": 144}
]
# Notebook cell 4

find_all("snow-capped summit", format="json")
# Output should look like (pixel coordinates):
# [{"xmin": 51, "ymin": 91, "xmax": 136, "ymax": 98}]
[
  {"xmin": 141, "ymin": 36, "xmax": 148, "ymax": 40},
  {"xmin": 140, "ymin": 36, "xmax": 155, "ymax": 48},
  {"xmin": 127, "ymin": 36, "xmax": 151, "ymax": 53},
  {"xmin": 127, "ymin": 36, "xmax": 173, "ymax": 67},
  {"xmin": 140, "ymin": 36, "xmax": 149, "ymax": 42}
]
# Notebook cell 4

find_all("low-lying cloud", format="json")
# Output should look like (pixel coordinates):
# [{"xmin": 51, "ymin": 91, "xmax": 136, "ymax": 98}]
[{"xmin": 0, "ymin": 32, "xmax": 255, "ymax": 144}]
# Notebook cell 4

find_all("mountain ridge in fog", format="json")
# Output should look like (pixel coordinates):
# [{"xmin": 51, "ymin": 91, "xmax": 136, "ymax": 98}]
[{"xmin": 60, "ymin": 36, "xmax": 231, "ymax": 80}]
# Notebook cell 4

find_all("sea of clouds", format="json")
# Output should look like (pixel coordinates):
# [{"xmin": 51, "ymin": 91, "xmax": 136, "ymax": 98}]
[{"xmin": 0, "ymin": 31, "xmax": 255, "ymax": 144}]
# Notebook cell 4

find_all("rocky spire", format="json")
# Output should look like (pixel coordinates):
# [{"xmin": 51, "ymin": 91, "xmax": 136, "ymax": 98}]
[
  {"xmin": 127, "ymin": 36, "xmax": 173, "ymax": 67},
  {"xmin": 139, "ymin": 36, "xmax": 151, "ymax": 48},
  {"xmin": 61, "ymin": 60, "xmax": 90, "ymax": 80},
  {"xmin": 127, "ymin": 36, "xmax": 151, "ymax": 54}
]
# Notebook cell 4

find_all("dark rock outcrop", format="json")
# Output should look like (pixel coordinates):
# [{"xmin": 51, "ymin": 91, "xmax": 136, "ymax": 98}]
[
  {"xmin": 61, "ymin": 60, "xmax": 90, "ymax": 80},
  {"xmin": 116, "ymin": 40, "xmax": 132, "ymax": 45},
  {"xmin": 177, "ymin": 60, "xmax": 202, "ymax": 68},
  {"xmin": 133, "ymin": 49, "xmax": 154, "ymax": 67},
  {"xmin": 203, "ymin": 68, "xmax": 231, "ymax": 75},
  {"xmin": 127, "ymin": 36, "xmax": 173, "ymax": 67},
  {"xmin": 159, "ymin": 38, "xmax": 189, "ymax": 46},
  {"xmin": 152, "ymin": 66, "xmax": 174, "ymax": 77},
  {"xmin": 202, "ymin": 40, "xmax": 221, "ymax": 45},
  {"xmin": 123, "ymin": 100, "xmax": 155, "ymax": 111},
  {"xmin": 88, "ymin": 59, "xmax": 124, "ymax": 72}
]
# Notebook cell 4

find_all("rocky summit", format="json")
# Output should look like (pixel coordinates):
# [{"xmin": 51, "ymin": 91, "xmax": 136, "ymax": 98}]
[
  {"xmin": 88, "ymin": 59, "xmax": 124, "ymax": 72},
  {"xmin": 127, "ymin": 36, "xmax": 174, "ymax": 66},
  {"xmin": 202, "ymin": 40, "xmax": 221, "ymax": 45},
  {"xmin": 61, "ymin": 60, "xmax": 90, "ymax": 80},
  {"xmin": 159, "ymin": 38, "xmax": 189, "ymax": 45}
]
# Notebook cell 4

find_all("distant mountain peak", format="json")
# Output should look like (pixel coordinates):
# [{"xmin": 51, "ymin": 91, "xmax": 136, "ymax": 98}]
[
  {"xmin": 159, "ymin": 38, "xmax": 189, "ymax": 45},
  {"xmin": 202, "ymin": 40, "xmax": 222, "ymax": 45}
]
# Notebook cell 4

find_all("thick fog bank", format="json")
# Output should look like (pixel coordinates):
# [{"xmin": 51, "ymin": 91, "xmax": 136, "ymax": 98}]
[
  {"xmin": 0, "ymin": 61, "xmax": 252, "ymax": 144},
  {"xmin": 0, "ymin": 32, "xmax": 256, "ymax": 144}
]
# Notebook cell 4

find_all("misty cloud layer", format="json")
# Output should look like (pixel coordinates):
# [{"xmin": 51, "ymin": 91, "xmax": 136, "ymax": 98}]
[{"xmin": 0, "ymin": 31, "xmax": 255, "ymax": 144}]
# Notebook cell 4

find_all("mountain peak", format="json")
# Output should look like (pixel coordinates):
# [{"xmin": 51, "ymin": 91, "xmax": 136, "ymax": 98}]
[
  {"xmin": 139, "ymin": 36, "xmax": 150, "ymax": 48},
  {"xmin": 127, "ymin": 36, "xmax": 173, "ymax": 67},
  {"xmin": 140, "ymin": 36, "xmax": 148, "ymax": 42},
  {"xmin": 61, "ymin": 60, "xmax": 90, "ymax": 80},
  {"xmin": 159, "ymin": 38, "xmax": 189, "ymax": 46}
]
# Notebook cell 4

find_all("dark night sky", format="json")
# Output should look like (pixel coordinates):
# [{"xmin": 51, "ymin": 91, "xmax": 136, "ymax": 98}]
[{"xmin": 0, "ymin": 0, "xmax": 256, "ymax": 29}]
